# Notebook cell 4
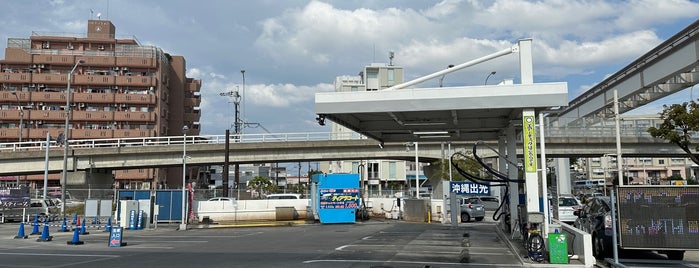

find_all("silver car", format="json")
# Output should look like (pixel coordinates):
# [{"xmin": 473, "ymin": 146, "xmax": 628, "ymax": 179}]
[{"xmin": 460, "ymin": 197, "xmax": 486, "ymax": 222}]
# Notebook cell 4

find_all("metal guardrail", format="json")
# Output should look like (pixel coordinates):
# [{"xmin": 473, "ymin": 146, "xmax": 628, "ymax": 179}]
[
  {"xmin": 0, "ymin": 125, "xmax": 663, "ymax": 153},
  {"xmin": 0, "ymin": 132, "xmax": 363, "ymax": 152}
]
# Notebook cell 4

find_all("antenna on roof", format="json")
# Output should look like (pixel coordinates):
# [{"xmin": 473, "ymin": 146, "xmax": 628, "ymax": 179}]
[
  {"xmin": 388, "ymin": 51, "xmax": 394, "ymax": 66},
  {"xmin": 97, "ymin": 13, "xmax": 102, "ymax": 20}
]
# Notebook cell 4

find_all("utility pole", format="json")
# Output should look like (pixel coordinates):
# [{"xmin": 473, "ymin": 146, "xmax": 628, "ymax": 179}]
[{"xmin": 219, "ymin": 89, "xmax": 242, "ymax": 196}]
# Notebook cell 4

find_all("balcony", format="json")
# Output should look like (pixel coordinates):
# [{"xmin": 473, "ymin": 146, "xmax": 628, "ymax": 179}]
[
  {"xmin": 115, "ymin": 57, "xmax": 156, "ymax": 68},
  {"xmin": 0, "ymin": 72, "xmax": 32, "ymax": 84},
  {"xmin": 28, "ymin": 110, "xmax": 66, "ymax": 121},
  {"xmin": 114, "ymin": 111, "xmax": 156, "ymax": 122},
  {"xmin": 81, "ymin": 55, "xmax": 116, "ymax": 66},
  {"xmin": 71, "ymin": 129, "xmax": 114, "ymax": 139},
  {"xmin": 0, "ymin": 128, "xmax": 20, "ymax": 140},
  {"xmin": 32, "ymin": 54, "xmax": 76, "ymax": 65},
  {"xmin": 113, "ymin": 169, "xmax": 154, "ymax": 180},
  {"xmin": 0, "ymin": 110, "xmax": 24, "ymax": 120},
  {"xmin": 75, "ymin": 74, "xmax": 115, "ymax": 86},
  {"xmin": 72, "ymin": 92, "xmax": 116, "ymax": 103},
  {"xmin": 30, "ymin": 91, "xmax": 67, "ymax": 104},
  {"xmin": 114, "ymin": 93, "xmax": 156, "ymax": 104},
  {"xmin": 184, "ymin": 97, "xmax": 200, "ymax": 107},
  {"xmin": 32, "ymin": 73, "xmax": 68, "ymax": 84},
  {"xmin": 115, "ymin": 75, "xmax": 155, "ymax": 87},
  {"xmin": 27, "ymin": 128, "xmax": 65, "ymax": 140},
  {"xmin": 72, "ymin": 110, "xmax": 113, "ymax": 122},
  {"xmin": 113, "ymin": 129, "xmax": 155, "ymax": 138}
]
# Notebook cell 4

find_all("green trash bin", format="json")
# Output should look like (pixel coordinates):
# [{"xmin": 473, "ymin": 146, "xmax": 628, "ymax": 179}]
[{"xmin": 548, "ymin": 233, "xmax": 569, "ymax": 264}]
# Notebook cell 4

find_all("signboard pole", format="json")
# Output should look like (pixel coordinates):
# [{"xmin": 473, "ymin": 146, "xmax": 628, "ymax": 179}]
[{"xmin": 610, "ymin": 186, "xmax": 619, "ymax": 264}]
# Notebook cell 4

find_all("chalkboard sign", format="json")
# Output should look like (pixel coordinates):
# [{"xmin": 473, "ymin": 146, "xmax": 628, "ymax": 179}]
[{"xmin": 108, "ymin": 227, "xmax": 124, "ymax": 247}]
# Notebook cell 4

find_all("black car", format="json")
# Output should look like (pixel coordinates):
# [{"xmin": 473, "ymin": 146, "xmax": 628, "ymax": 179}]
[
  {"xmin": 574, "ymin": 197, "xmax": 685, "ymax": 260},
  {"xmin": 574, "ymin": 197, "xmax": 613, "ymax": 259}
]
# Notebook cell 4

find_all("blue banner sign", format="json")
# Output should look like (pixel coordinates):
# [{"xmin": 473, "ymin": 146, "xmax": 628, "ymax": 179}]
[
  {"xmin": 319, "ymin": 188, "xmax": 360, "ymax": 209},
  {"xmin": 450, "ymin": 181, "xmax": 490, "ymax": 195}
]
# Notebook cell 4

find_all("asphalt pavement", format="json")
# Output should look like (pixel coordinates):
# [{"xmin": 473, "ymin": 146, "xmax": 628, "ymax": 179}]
[{"xmin": 0, "ymin": 215, "xmax": 526, "ymax": 268}]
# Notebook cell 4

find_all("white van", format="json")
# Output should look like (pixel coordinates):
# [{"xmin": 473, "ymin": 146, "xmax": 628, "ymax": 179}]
[{"xmin": 265, "ymin": 194, "xmax": 301, "ymax": 199}]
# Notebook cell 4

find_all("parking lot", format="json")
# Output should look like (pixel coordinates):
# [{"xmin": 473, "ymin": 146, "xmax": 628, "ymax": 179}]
[{"xmin": 0, "ymin": 215, "xmax": 525, "ymax": 268}]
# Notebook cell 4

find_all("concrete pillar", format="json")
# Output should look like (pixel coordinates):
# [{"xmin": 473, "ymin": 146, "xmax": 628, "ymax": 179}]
[
  {"xmin": 506, "ymin": 125, "xmax": 519, "ymax": 234},
  {"xmin": 555, "ymin": 158, "xmax": 572, "ymax": 195}
]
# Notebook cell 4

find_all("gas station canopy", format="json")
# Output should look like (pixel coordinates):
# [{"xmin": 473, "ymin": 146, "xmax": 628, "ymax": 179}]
[{"xmin": 315, "ymin": 82, "xmax": 569, "ymax": 143}]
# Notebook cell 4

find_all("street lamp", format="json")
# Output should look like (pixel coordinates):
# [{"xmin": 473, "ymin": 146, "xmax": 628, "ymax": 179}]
[
  {"xmin": 438, "ymin": 64, "xmax": 455, "ymax": 87},
  {"xmin": 180, "ymin": 125, "xmax": 189, "ymax": 231},
  {"xmin": 484, "ymin": 71, "xmax": 496, "ymax": 85},
  {"xmin": 61, "ymin": 59, "xmax": 84, "ymax": 217},
  {"xmin": 11, "ymin": 91, "xmax": 23, "ymax": 144}
]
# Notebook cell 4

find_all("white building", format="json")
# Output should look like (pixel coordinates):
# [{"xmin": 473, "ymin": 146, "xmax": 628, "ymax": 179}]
[{"xmin": 320, "ymin": 63, "xmax": 430, "ymax": 197}]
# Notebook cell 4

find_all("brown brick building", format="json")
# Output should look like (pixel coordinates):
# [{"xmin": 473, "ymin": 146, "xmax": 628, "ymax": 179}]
[{"xmin": 0, "ymin": 20, "xmax": 201, "ymax": 189}]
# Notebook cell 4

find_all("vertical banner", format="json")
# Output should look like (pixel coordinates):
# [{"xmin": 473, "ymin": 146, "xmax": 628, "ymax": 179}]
[
  {"xmin": 523, "ymin": 110, "xmax": 540, "ymax": 213},
  {"xmin": 522, "ymin": 114, "xmax": 537, "ymax": 173}
]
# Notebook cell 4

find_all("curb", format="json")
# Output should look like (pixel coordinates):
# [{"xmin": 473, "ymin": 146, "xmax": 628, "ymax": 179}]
[{"xmin": 189, "ymin": 220, "xmax": 311, "ymax": 229}]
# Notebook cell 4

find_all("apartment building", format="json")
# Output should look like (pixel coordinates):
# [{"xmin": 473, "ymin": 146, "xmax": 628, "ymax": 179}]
[
  {"xmin": 581, "ymin": 115, "xmax": 693, "ymax": 185},
  {"xmin": 0, "ymin": 20, "xmax": 201, "ymax": 189},
  {"xmin": 320, "ymin": 63, "xmax": 427, "ymax": 196}
]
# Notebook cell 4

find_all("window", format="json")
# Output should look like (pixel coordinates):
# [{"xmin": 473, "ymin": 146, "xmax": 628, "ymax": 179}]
[
  {"xmin": 387, "ymin": 69, "xmax": 394, "ymax": 86},
  {"xmin": 389, "ymin": 162, "xmax": 396, "ymax": 179},
  {"xmin": 351, "ymin": 86, "xmax": 358, "ymax": 92},
  {"xmin": 368, "ymin": 162, "xmax": 379, "ymax": 179},
  {"xmin": 352, "ymin": 162, "xmax": 359, "ymax": 174},
  {"xmin": 658, "ymin": 159, "xmax": 665, "ymax": 165}
]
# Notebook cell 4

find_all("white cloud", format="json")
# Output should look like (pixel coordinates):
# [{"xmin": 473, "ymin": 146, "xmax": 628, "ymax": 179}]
[{"xmin": 246, "ymin": 83, "xmax": 334, "ymax": 108}]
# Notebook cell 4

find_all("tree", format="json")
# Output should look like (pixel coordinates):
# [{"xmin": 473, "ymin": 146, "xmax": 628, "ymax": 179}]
[
  {"xmin": 427, "ymin": 151, "xmax": 491, "ymax": 181},
  {"xmin": 247, "ymin": 176, "xmax": 273, "ymax": 198},
  {"xmin": 647, "ymin": 101, "xmax": 699, "ymax": 165}
]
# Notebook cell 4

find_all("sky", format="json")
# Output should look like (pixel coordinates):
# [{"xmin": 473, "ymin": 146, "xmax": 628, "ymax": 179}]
[{"xmin": 1, "ymin": 0, "xmax": 698, "ymax": 137}]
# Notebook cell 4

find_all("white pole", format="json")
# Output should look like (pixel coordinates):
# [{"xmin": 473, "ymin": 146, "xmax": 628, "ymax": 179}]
[
  {"xmin": 414, "ymin": 142, "xmax": 419, "ymax": 198},
  {"xmin": 385, "ymin": 46, "xmax": 516, "ymax": 90},
  {"xmin": 61, "ymin": 60, "xmax": 82, "ymax": 218},
  {"xmin": 448, "ymin": 142, "xmax": 453, "ymax": 181},
  {"xmin": 42, "ymin": 132, "xmax": 50, "ymax": 202},
  {"xmin": 614, "ymin": 90, "xmax": 623, "ymax": 186},
  {"xmin": 539, "ymin": 112, "xmax": 549, "ymax": 238},
  {"xmin": 180, "ymin": 127, "xmax": 188, "ymax": 230}
]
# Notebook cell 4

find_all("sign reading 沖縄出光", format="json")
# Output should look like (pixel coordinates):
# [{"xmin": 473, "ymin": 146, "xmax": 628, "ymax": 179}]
[{"xmin": 450, "ymin": 181, "xmax": 490, "ymax": 195}]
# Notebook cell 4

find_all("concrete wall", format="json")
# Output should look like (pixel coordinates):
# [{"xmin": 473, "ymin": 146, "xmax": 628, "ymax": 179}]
[{"xmin": 197, "ymin": 197, "xmax": 447, "ymax": 223}]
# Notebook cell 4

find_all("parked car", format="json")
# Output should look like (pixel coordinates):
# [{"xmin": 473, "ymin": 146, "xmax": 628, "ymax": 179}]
[
  {"xmin": 574, "ymin": 197, "xmax": 685, "ymax": 260},
  {"xmin": 266, "ymin": 193, "xmax": 301, "ymax": 199},
  {"xmin": 475, "ymin": 196, "xmax": 501, "ymax": 211},
  {"xmin": 554, "ymin": 195, "xmax": 581, "ymax": 224},
  {"xmin": 208, "ymin": 197, "xmax": 236, "ymax": 202},
  {"xmin": 574, "ymin": 197, "xmax": 613, "ymax": 258},
  {"xmin": 460, "ymin": 197, "xmax": 485, "ymax": 222}
]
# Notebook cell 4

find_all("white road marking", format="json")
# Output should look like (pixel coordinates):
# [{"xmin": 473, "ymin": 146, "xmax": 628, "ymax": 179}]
[{"xmin": 303, "ymin": 259, "xmax": 522, "ymax": 267}]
